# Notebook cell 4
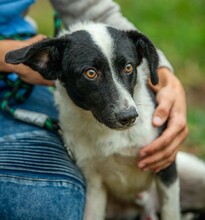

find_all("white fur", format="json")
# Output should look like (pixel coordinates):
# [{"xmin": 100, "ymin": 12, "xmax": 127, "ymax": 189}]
[
  {"xmin": 54, "ymin": 22, "xmax": 180, "ymax": 220},
  {"xmin": 156, "ymin": 178, "xmax": 180, "ymax": 220}
]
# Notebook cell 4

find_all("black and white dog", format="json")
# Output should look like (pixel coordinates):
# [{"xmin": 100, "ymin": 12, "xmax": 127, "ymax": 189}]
[{"xmin": 6, "ymin": 22, "xmax": 180, "ymax": 220}]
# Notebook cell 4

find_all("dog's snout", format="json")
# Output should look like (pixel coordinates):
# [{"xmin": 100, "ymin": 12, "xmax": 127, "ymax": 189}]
[{"xmin": 116, "ymin": 108, "xmax": 138, "ymax": 126}]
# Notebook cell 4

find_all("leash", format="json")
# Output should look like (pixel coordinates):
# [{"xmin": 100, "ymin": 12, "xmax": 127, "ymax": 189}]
[{"xmin": 0, "ymin": 13, "xmax": 62, "ymax": 134}]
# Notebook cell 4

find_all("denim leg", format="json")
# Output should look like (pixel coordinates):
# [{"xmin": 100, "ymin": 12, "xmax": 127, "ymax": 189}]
[{"xmin": 0, "ymin": 131, "xmax": 86, "ymax": 220}]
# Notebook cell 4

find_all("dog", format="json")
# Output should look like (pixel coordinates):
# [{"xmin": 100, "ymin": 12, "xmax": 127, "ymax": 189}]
[{"xmin": 5, "ymin": 22, "xmax": 180, "ymax": 220}]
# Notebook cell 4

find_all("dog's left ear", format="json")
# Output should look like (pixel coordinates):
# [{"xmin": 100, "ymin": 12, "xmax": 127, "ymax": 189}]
[
  {"xmin": 5, "ymin": 38, "xmax": 66, "ymax": 80},
  {"xmin": 127, "ymin": 31, "xmax": 159, "ymax": 85}
]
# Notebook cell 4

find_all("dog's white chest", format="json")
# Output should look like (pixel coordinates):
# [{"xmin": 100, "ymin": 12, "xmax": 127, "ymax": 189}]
[
  {"xmin": 91, "ymin": 154, "xmax": 154, "ymax": 201},
  {"xmin": 60, "ymin": 107, "xmax": 158, "ymax": 201},
  {"xmin": 62, "ymin": 116, "xmax": 158, "ymax": 162}
]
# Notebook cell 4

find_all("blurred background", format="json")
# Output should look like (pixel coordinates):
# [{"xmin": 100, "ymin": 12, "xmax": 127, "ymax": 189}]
[{"xmin": 29, "ymin": 0, "xmax": 205, "ymax": 158}]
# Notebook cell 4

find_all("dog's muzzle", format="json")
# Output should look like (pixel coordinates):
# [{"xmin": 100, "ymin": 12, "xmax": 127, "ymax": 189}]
[{"xmin": 116, "ymin": 107, "xmax": 138, "ymax": 127}]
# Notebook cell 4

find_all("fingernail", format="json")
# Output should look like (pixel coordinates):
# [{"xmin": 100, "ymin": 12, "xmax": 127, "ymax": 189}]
[
  {"xmin": 138, "ymin": 163, "xmax": 145, "ymax": 168},
  {"xmin": 142, "ymin": 168, "xmax": 149, "ymax": 172},
  {"xmin": 153, "ymin": 116, "xmax": 163, "ymax": 125},
  {"xmin": 139, "ymin": 152, "xmax": 147, "ymax": 158},
  {"xmin": 38, "ymin": 35, "xmax": 47, "ymax": 40}
]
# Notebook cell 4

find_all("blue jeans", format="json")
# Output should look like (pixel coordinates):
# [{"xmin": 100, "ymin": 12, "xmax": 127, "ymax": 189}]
[{"xmin": 0, "ymin": 86, "xmax": 86, "ymax": 220}]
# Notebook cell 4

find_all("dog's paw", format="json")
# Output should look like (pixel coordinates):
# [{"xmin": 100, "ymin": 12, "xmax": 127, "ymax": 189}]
[
  {"xmin": 135, "ymin": 191, "xmax": 150, "ymax": 206},
  {"xmin": 135, "ymin": 192, "xmax": 158, "ymax": 220}
]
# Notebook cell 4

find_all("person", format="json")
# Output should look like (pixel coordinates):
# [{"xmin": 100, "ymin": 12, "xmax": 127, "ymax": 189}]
[{"xmin": 0, "ymin": 0, "xmax": 188, "ymax": 219}]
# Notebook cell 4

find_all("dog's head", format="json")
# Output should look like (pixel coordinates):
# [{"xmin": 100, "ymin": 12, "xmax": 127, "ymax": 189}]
[{"xmin": 5, "ymin": 23, "xmax": 159, "ymax": 129}]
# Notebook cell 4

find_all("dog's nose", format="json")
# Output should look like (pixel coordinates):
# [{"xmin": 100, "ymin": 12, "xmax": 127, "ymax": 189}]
[{"xmin": 116, "ymin": 108, "xmax": 138, "ymax": 126}]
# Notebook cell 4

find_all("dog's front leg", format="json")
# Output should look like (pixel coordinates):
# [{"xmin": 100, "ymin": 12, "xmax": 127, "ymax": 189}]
[
  {"xmin": 84, "ymin": 174, "xmax": 107, "ymax": 220},
  {"xmin": 155, "ymin": 162, "xmax": 181, "ymax": 220}
]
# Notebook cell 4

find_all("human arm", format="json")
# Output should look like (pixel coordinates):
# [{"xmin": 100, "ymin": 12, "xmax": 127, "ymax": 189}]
[{"xmin": 0, "ymin": 35, "xmax": 53, "ymax": 85}]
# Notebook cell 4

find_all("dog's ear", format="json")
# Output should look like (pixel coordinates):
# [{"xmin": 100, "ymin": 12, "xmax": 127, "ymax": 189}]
[
  {"xmin": 127, "ymin": 31, "xmax": 159, "ymax": 85},
  {"xmin": 5, "ymin": 38, "xmax": 66, "ymax": 80}
]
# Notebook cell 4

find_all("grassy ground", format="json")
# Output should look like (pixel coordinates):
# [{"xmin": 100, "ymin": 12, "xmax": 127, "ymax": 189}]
[{"xmin": 29, "ymin": 0, "xmax": 205, "ymax": 158}]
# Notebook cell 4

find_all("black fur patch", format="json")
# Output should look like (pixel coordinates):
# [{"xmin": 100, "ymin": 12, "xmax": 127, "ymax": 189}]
[
  {"xmin": 157, "ymin": 162, "xmax": 178, "ymax": 186},
  {"xmin": 107, "ymin": 27, "xmax": 138, "ymax": 95}
]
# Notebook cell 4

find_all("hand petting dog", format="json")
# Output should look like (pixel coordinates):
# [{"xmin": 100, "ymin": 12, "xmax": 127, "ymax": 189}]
[{"xmin": 138, "ymin": 67, "xmax": 188, "ymax": 172}]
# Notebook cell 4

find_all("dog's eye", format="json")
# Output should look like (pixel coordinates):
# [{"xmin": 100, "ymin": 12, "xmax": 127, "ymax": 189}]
[
  {"xmin": 84, "ymin": 68, "xmax": 97, "ymax": 80},
  {"xmin": 124, "ymin": 63, "xmax": 133, "ymax": 74}
]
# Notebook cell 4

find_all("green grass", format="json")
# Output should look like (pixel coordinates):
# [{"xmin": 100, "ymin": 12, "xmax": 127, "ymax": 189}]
[
  {"xmin": 187, "ymin": 108, "xmax": 205, "ymax": 146},
  {"xmin": 185, "ymin": 107, "xmax": 205, "ymax": 159},
  {"xmin": 29, "ymin": 0, "xmax": 205, "ymax": 157},
  {"xmin": 116, "ymin": 0, "xmax": 205, "ymax": 79},
  {"xmin": 29, "ymin": 1, "xmax": 54, "ymax": 37}
]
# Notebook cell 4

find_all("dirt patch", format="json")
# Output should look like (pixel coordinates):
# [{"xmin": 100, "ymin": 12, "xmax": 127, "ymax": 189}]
[
  {"xmin": 181, "ymin": 144, "xmax": 204, "ymax": 156},
  {"xmin": 186, "ymin": 83, "xmax": 205, "ymax": 108}
]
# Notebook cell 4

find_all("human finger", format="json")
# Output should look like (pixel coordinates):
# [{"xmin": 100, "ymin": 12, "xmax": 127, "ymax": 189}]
[
  {"xmin": 152, "ymin": 94, "xmax": 173, "ymax": 127},
  {"xmin": 138, "ymin": 125, "xmax": 188, "ymax": 171},
  {"xmin": 138, "ymin": 111, "xmax": 187, "ymax": 158},
  {"xmin": 150, "ymin": 150, "xmax": 178, "ymax": 173},
  {"xmin": 26, "ymin": 34, "xmax": 47, "ymax": 44}
]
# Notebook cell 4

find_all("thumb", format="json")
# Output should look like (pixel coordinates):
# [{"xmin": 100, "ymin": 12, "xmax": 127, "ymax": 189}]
[
  {"xmin": 26, "ymin": 34, "xmax": 47, "ymax": 44},
  {"xmin": 153, "ymin": 97, "xmax": 172, "ymax": 127}
]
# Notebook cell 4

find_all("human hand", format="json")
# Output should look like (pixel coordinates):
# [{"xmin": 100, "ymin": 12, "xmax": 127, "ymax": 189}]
[
  {"xmin": 138, "ymin": 68, "xmax": 188, "ymax": 172},
  {"xmin": 1, "ymin": 35, "xmax": 54, "ymax": 86}
]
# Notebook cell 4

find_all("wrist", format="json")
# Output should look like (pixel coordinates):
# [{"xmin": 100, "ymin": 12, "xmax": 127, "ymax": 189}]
[
  {"xmin": 157, "ymin": 67, "xmax": 178, "ymax": 88},
  {"xmin": 0, "ymin": 40, "xmax": 27, "ymax": 73}
]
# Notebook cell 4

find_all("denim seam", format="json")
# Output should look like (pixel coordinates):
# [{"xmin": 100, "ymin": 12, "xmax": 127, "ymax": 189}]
[
  {"xmin": 0, "ymin": 130, "xmax": 60, "ymax": 141},
  {"xmin": 0, "ymin": 174, "xmax": 86, "ymax": 195}
]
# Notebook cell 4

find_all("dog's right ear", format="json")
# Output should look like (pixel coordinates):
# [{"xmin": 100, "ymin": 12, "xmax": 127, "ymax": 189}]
[{"xmin": 5, "ymin": 38, "xmax": 66, "ymax": 80}]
